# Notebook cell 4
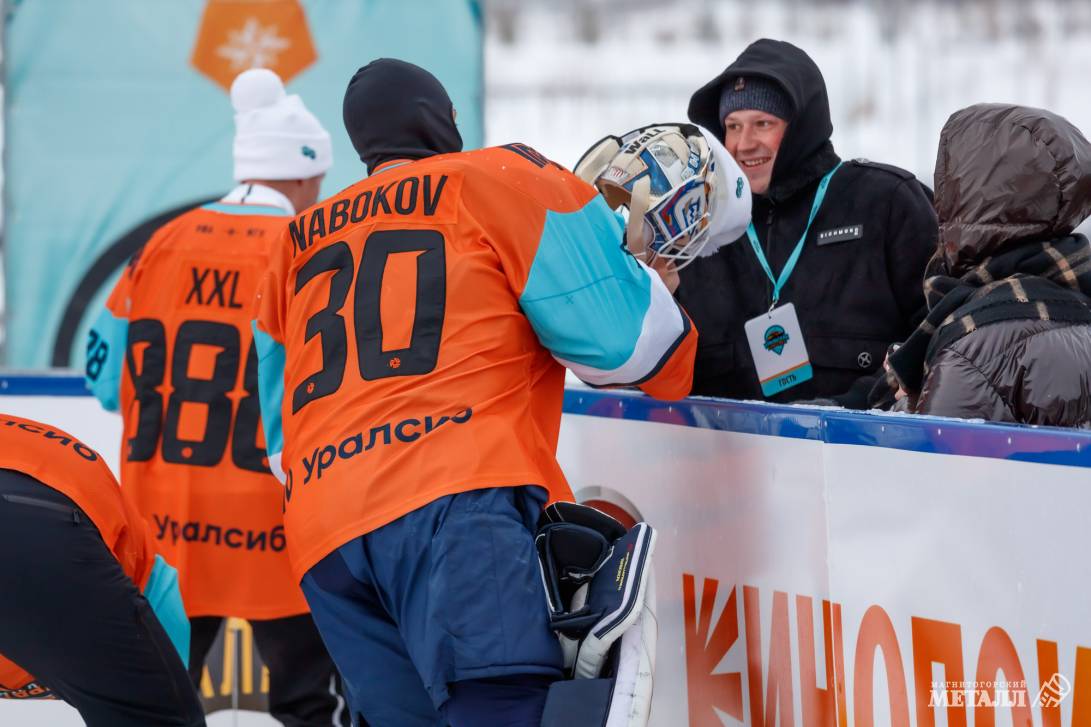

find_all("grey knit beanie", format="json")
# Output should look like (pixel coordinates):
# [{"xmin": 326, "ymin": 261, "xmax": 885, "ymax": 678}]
[{"xmin": 718, "ymin": 76, "xmax": 792, "ymax": 123}]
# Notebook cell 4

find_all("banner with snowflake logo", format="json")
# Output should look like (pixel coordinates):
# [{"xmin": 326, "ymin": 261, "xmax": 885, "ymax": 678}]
[
  {"xmin": 190, "ymin": 0, "xmax": 319, "ymax": 90},
  {"xmin": 2, "ymin": 0, "xmax": 484, "ymax": 369}
]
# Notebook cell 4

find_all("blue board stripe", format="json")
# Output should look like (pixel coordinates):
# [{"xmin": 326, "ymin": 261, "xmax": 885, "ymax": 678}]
[
  {"xmin": 1, "ymin": 375, "xmax": 1088, "ymax": 468},
  {"xmin": 0, "ymin": 375, "xmax": 91, "ymax": 397},
  {"xmin": 561, "ymin": 389, "xmax": 1091, "ymax": 469}
]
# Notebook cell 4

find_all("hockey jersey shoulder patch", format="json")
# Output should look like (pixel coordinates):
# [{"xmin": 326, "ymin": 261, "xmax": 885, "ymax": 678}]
[{"xmin": 500, "ymin": 143, "xmax": 563, "ymax": 170}]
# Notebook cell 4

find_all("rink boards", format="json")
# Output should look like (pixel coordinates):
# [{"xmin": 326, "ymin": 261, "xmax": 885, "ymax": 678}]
[{"xmin": 1, "ymin": 375, "xmax": 1089, "ymax": 727}]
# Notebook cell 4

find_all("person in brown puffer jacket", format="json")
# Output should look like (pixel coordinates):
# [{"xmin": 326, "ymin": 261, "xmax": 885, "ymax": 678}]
[{"xmin": 869, "ymin": 104, "xmax": 1091, "ymax": 427}]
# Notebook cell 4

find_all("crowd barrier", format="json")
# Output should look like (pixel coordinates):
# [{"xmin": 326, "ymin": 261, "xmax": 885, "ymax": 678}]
[{"xmin": 1, "ymin": 374, "xmax": 1088, "ymax": 727}]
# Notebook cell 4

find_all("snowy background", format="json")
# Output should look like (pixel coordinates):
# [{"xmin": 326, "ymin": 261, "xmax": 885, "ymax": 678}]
[{"xmin": 484, "ymin": 0, "xmax": 1091, "ymax": 182}]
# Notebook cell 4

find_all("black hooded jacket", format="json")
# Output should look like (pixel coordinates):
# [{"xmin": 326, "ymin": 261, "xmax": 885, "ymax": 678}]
[{"xmin": 680, "ymin": 39, "xmax": 938, "ymax": 406}]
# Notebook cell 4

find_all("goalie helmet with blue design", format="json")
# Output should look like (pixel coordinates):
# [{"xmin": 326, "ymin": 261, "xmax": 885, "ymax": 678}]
[{"xmin": 574, "ymin": 123, "xmax": 751, "ymax": 269}]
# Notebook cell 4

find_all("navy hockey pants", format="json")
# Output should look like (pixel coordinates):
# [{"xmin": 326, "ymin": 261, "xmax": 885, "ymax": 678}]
[{"xmin": 301, "ymin": 485, "xmax": 563, "ymax": 726}]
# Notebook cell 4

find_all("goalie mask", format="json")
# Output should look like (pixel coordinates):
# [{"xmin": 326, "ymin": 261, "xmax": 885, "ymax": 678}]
[{"xmin": 574, "ymin": 123, "xmax": 751, "ymax": 269}]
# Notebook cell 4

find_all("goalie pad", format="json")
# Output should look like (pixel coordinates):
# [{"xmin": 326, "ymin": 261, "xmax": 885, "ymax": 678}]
[{"xmin": 536, "ymin": 502, "xmax": 657, "ymax": 727}]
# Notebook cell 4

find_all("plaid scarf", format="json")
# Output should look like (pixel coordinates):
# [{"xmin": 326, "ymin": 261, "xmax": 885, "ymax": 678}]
[{"xmin": 869, "ymin": 235, "xmax": 1091, "ymax": 409}]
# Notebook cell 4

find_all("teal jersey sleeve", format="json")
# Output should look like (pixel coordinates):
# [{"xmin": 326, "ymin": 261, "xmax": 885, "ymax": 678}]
[
  {"xmin": 143, "ymin": 555, "xmax": 190, "ymax": 666},
  {"xmin": 252, "ymin": 321, "xmax": 287, "ymax": 482},
  {"xmin": 518, "ymin": 195, "xmax": 688, "ymax": 386},
  {"xmin": 85, "ymin": 307, "xmax": 128, "ymax": 411}
]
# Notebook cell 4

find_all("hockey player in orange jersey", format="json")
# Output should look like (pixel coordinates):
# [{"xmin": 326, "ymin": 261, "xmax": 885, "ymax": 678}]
[
  {"xmin": 0, "ymin": 414, "xmax": 204, "ymax": 726},
  {"xmin": 252, "ymin": 59, "xmax": 749, "ymax": 727},
  {"xmin": 86, "ymin": 69, "xmax": 347, "ymax": 725}
]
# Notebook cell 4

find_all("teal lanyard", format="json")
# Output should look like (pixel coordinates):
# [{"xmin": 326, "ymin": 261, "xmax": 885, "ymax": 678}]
[{"xmin": 745, "ymin": 162, "xmax": 842, "ymax": 307}]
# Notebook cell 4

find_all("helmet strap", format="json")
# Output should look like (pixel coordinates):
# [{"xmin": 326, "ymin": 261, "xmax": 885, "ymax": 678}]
[
  {"xmin": 627, "ymin": 176, "xmax": 652, "ymax": 258},
  {"xmin": 574, "ymin": 137, "xmax": 621, "ymax": 185}
]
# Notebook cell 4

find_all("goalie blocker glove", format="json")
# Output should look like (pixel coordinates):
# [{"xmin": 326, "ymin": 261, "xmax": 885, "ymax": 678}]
[{"xmin": 535, "ymin": 502, "xmax": 658, "ymax": 727}]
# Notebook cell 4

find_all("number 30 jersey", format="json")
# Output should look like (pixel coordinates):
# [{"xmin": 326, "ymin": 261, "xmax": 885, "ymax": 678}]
[
  {"xmin": 254, "ymin": 146, "xmax": 697, "ymax": 579},
  {"xmin": 86, "ymin": 187, "xmax": 309, "ymax": 619}
]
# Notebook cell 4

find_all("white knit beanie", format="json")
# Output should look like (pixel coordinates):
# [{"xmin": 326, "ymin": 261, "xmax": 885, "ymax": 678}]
[{"xmin": 231, "ymin": 69, "xmax": 332, "ymax": 182}]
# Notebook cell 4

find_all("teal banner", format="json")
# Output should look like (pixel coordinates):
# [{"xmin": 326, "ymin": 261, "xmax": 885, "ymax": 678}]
[{"xmin": 3, "ymin": 0, "xmax": 483, "ymax": 368}]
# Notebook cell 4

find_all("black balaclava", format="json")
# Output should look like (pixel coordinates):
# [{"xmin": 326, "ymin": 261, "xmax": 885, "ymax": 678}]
[{"xmin": 343, "ymin": 58, "xmax": 464, "ymax": 173}]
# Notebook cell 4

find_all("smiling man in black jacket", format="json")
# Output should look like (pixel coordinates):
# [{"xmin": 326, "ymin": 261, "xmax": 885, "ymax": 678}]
[{"xmin": 679, "ymin": 39, "xmax": 937, "ymax": 407}]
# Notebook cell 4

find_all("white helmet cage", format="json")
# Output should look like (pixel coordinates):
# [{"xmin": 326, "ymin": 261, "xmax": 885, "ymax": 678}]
[{"xmin": 575, "ymin": 123, "xmax": 721, "ymax": 269}]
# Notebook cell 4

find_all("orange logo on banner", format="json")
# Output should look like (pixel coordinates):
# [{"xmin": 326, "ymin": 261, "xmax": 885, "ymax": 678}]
[{"xmin": 191, "ymin": 0, "xmax": 317, "ymax": 91}]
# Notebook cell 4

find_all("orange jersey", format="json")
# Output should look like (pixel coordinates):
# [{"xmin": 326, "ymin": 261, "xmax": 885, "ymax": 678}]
[
  {"xmin": 254, "ymin": 146, "xmax": 696, "ymax": 579},
  {"xmin": 88, "ymin": 188, "xmax": 308, "ymax": 618},
  {"xmin": 0, "ymin": 414, "xmax": 156, "ymax": 696}
]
